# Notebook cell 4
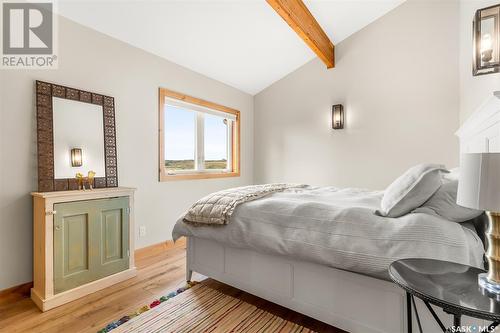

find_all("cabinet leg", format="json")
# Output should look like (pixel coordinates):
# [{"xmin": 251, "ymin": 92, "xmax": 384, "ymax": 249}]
[{"xmin": 186, "ymin": 269, "xmax": 193, "ymax": 282}]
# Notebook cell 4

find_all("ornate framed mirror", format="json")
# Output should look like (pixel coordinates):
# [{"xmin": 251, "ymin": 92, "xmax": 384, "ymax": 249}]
[{"xmin": 36, "ymin": 81, "xmax": 118, "ymax": 192}]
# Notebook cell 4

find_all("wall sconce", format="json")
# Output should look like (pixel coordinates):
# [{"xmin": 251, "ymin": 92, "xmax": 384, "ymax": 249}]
[
  {"xmin": 332, "ymin": 104, "xmax": 344, "ymax": 129},
  {"xmin": 473, "ymin": 4, "xmax": 500, "ymax": 76},
  {"xmin": 71, "ymin": 148, "xmax": 83, "ymax": 167}
]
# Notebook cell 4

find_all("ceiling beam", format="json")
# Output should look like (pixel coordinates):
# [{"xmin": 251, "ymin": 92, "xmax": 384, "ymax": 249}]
[{"xmin": 266, "ymin": 0, "xmax": 335, "ymax": 69}]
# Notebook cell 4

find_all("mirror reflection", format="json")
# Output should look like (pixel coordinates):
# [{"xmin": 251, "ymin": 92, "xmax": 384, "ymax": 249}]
[
  {"xmin": 480, "ymin": 16, "xmax": 496, "ymax": 66},
  {"xmin": 52, "ymin": 97, "xmax": 105, "ymax": 179}
]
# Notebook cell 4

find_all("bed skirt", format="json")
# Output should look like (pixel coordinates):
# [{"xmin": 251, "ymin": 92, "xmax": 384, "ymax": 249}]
[{"xmin": 186, "ymin": 236, "xmax": 485, "ymax": 333}]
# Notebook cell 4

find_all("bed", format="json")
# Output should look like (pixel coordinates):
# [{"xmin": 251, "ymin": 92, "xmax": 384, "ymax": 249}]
[
  {"xmin": 173, "ymin": 186, "xmax": 484, "ymax": 281},
  {"xmin": 172, "ymin": 91, "xmax": 500, "ymax": 333}
]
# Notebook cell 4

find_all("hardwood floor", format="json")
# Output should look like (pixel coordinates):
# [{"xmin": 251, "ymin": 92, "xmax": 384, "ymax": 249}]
[{"xmin": 0, "ymin": 241, "xmax": 345, "ymax": 333}]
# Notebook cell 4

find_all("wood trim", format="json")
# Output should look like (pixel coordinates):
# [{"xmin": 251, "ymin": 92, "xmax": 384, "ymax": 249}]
[
  {"xmin": 0, "ymin": 237, "xmax": 184, "ymax": 301},
  {"xmin": 159, "ymin": 88, "xmax": 166, "ymax": 180},
  {"xmin": 33, "ymin": 196, "xmax": 46, "ymax": 298},
  {"xmin": 135, "ymin": 238, "xmax": 186, "ymax": 261},
  {"xmin": 161, "ymin": 172, "xmax": 240, "ymax": 181},
  {"xmin": 0, "ymin": 282, "xmax": 33, "ymax": 299},
  {"xmin": 158, "ymin": 88, "xmax": 241, "ymax": 181},
  {"xmin": 233, "ymin": 112, "xmax": 241, "ymax": 177},
  {"xmin": 44, "ymin": 199, "xmax": 54, "ymax": 296},
  {"xmin": 129, "ymin": 191, "xmax": 136, "ymax": 270},
  {"xmin": 160, "ymin": 88, "xmax": 240, "ymax": 116},
  {"xmin": 266, "ymin": 0, "xmax": 335, "ymax": 69},
  {"xmin": 31, "ymin": 187, "xmax": 136, "ymax": 199}
]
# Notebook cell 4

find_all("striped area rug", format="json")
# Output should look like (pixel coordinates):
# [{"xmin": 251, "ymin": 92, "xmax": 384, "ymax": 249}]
[{"xmin": 112, "ymin": 284, "xmax": 316, "ymax": 333}]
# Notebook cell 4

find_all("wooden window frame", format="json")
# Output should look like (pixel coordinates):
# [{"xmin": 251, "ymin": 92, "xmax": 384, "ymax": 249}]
[{"xmin": 158, "ymin": 88, "xmax": 240, "ymax": 181}]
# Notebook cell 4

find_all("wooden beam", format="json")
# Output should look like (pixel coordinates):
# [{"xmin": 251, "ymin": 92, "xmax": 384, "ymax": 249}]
[{"xmin": 266, "ymin": 0, "xmax": 335, "ymax": 68}]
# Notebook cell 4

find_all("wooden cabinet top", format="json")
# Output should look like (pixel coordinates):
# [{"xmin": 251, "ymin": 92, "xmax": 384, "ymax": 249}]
[{"xmin": 31, "ymin": 187, "xmax": 136, "ymax": 199}]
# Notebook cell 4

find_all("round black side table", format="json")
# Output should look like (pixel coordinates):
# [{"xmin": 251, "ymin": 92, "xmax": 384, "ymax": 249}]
[{"xmin": 389, "ymin": 258, "xmax": 500, "ymax": 333}]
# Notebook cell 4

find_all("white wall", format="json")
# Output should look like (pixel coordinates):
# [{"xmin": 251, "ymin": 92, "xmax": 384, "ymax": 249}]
[
  {"xmin": 254, "ymin": 0, "xmax": 460, "ymax": 190},
  {"xmin": 459, "ymin": 0, "xmax": 500, "ymax": 123},
  {"xmin": 0, "ymin": 17, "xmax": 254, "ymax": 290}
]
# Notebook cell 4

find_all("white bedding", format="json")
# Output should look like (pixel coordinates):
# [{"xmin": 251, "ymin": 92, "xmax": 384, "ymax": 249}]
[{"xmin": 172, "ymin": 186, "xmax": 485, "ymax": 280}]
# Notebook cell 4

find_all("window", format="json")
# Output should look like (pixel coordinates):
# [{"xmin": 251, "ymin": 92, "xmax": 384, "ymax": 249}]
[{"xmin": 159, "ymin": 88, "xmax": 240, "ymax": 181}]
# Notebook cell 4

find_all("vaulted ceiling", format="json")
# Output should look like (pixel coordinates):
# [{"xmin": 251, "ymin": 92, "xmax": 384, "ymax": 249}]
[{"xmin": 57, "ymin": 0, "xmax": 405, "ymax": 95}]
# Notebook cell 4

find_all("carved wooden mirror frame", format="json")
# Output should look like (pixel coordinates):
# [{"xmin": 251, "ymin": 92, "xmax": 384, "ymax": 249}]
[{"xmin": 36, "ymin": 80, "xmax": 118, "ymax": 192}]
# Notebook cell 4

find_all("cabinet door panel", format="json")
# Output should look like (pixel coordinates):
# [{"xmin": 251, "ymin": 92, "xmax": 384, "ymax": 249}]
[
  {"xmin": 102, "ymin": 209, "xmax": 123, "ymax": 263},
  {"xmin": 96, "ymin": 198, "xmax": 129, "ymax": 277},
  {"xmin": 64, "ymin": 214, "xmax": 89, "ymax": 275},
  {"xmin": 53, "ymin": 197, "xmax": 129, "ymax": 294},
  {"xmin": 54, "ymin": 202, "xmax": 97, "ymax": 294}
]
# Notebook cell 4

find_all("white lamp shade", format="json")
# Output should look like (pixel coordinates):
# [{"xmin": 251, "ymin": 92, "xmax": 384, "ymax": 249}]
[{"xmin": 457, "ymin": 153, "xmax": 500, "ymax": 211}]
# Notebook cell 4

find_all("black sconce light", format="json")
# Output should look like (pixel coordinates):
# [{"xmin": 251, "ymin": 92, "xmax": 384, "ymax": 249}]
[
  {"xmin": 71, "ymin": 148, "xmax": 83, "ymax": 167},
  {"xmin": 473, "ymin": 4, "xmax": 500, "ymax": 76},
  {"xmin": 332, "ymin": 104, "xmax": 344, "ymax": 129}
]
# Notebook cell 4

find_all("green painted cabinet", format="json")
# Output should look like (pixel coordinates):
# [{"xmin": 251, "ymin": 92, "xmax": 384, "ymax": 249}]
[{"xmin": 53, "ymin": 197, "xmax": 130, "ymax": 294}]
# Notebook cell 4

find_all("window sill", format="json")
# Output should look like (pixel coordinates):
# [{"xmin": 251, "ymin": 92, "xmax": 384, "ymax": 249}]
[{"xmin": 160, "ymin": 171, "xmax": 240, "ymax": 181}]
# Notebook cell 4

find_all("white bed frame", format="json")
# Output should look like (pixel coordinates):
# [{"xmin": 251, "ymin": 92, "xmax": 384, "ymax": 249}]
[{"xmin": 186, "ymin": 91, "xmax": 500, "ymax": 333}]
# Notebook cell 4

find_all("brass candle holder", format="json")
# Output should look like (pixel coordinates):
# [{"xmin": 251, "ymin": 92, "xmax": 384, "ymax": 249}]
[
  {"xmin": 88, "ymin": 171, "xmax": 96, "ymax": 190},
  {"xmin": 75, "ymin": 171, "xmax": 96, "ymax": 190},
  {"xmin": 76, "ymin": 172, "xmax": 84, "ymax": 190}
]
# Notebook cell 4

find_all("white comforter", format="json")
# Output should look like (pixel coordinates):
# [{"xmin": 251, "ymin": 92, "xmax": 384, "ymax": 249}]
[{"xmin": 172, "ymin": 186, "xmax": 485, "ymax": 280}]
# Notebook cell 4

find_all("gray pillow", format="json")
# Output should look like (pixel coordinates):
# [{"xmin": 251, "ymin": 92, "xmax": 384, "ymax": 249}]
[
  {"xmin": 378, "ymin": 164, "xmax": 445, "ymax": 218},
  {"xmin": 413, "ymin": 180, "xmax": 483, "ymax": 222}
]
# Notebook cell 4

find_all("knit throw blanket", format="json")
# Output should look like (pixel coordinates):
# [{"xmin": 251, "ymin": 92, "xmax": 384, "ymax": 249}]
[{"xmin": 183, "ymin": 184, "xmax": 305, "ymax": 226}]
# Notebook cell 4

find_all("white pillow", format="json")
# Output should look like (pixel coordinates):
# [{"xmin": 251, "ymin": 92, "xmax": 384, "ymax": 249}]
[
  {"xmin": 412, "ymin": 179, "xmax": 483, "ymax": 222},
  {"xmin": 378, "ymin": 164, "xmax": 445, "ymax": 218}
]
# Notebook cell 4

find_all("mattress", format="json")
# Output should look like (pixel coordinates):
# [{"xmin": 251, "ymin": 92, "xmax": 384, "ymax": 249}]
[{"xmin": 172, "ymin": 186, "xmax": 485, "ymax": 280}]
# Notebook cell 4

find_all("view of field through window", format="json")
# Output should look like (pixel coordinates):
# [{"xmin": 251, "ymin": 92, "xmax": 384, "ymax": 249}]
[{"xmin": 164, "ymin": 105, "xmax": 229, "ymax": 171}]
